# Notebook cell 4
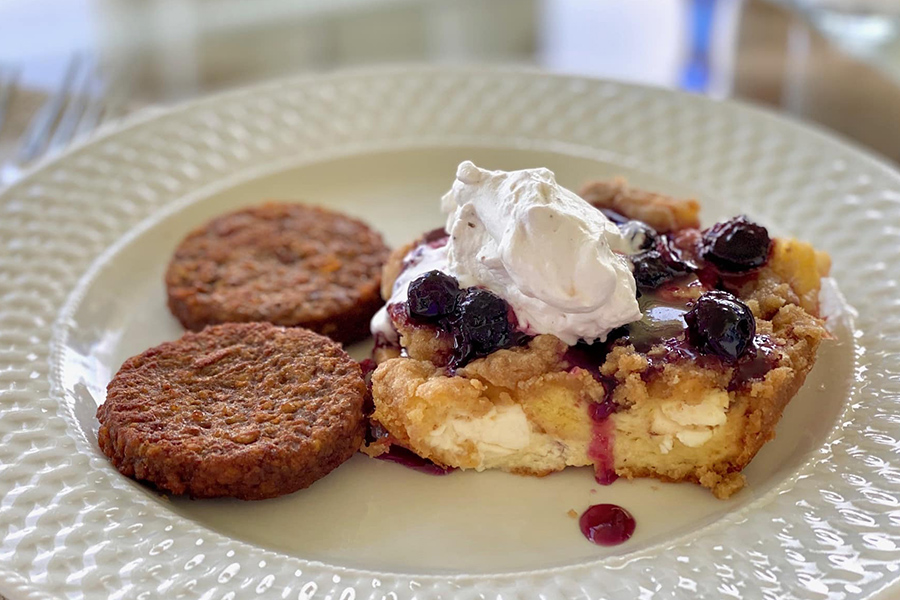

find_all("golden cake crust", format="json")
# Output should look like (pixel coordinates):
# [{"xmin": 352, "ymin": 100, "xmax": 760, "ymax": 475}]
[
  {"xmin": 370, "ymin": 335, "xmax": 601, "ymax": 475},
  {"xmin": 579, "ymin": 177, "xmax": 701, "ymax": 232}
]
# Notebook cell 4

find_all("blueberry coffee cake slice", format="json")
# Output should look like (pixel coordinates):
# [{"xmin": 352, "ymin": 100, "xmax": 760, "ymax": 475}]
[{"xmin": 363, "ymin": 161, "xmax": 830, "ymax": 498}]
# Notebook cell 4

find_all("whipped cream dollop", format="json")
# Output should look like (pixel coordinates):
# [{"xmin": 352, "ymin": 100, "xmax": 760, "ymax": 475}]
[
  {"xmin": 440, "ymin": 161, "xmax": 640, "ymax": 344},
  {"xmin": 371, "ymin": 161, "xmax": 642, "ymax": 345}
]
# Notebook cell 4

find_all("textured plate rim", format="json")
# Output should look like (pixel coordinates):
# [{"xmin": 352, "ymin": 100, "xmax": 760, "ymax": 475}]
[{"xmin": 0, "ymin": 65, "xmax": 896, "ymax": 600}]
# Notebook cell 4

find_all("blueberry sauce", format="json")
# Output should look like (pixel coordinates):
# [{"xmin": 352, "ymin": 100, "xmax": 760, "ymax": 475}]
[
  {"xmin": 579, "ymin": 504, "xmax": 636, "ymax": 546},
  {"xmin": 374, "ymin": 445, "xmax": 455, "ymax": 476},
  {"xmin": 563, "ymin": 339, "xmax": 621, "ymax": 384},
  {"xmin": 627, "ymin": 296, "xmax": 691, "ymax": 353},
  {"xmin": 653, "ymin": 336, "xmax": 704, "ymax": 364},
  {"xmin": 587, "ymin": 405, "xmax": 618, "ymax": 485},
  {"xmin": 647, "ymin": 334, "xmax": 779, "ymax": 391},
  {"xmin": 588, "ymin": 399, "xmax": 618, "ymax": 421},
  {"xmin": 359, "ymin": 358, "xmax": 377, "ymax": 379},
  {"xmin": 728, "ymin": 336, "xmax": 779, "ymax": 391},
  {"xmin": 632, "ymin": 219, "xmax": 773, "ymax": 294},
  {"xmin": 560, "ymin": 340, "xmax": 622, "ymax": 484},
  {"xmin": 560, "ymin": 343, "xmax": 621, "ymax": 484}
]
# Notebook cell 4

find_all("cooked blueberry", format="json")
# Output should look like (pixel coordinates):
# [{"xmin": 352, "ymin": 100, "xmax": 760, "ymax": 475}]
[
  {"xmin": 618, "ymin": 220, "xmax": 657, "ymax": 252},
  {"xmin": 449, "ymin": 328, "xmax": 472, "ymax": 369},
  {"xmin": 407, "ymin": 271, "xmax": 461, "ymax": 320},
  {"xmin": 632, "ymin": 251, "xmax": 676, "ymax": 290},
  {"xmin": 700, "ymin": 215, "xmax": 772, "ymax": 272},
  {"xmin": 631, "ymin": 235, "xmax": 695, "ymax": 290},
  {"xmin": 456, "ymin": 288, "xmax": 512, "ymax": 355},
  {"xmin": 684, "ymin": 290, "xmax": 755, "ymax": 361}
]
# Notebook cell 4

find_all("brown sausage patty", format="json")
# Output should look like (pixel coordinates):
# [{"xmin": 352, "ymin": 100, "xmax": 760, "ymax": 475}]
[
  {"xmin": 165, "ymin": 202, "xmax": 389, "ymax": 344},
  {"xmin": 97, "ymin": 322, "xmax": 366, "ymax": 500}
]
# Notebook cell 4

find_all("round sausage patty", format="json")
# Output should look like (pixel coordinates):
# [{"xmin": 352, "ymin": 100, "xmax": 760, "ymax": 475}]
[
  {"xmin": 97, "ymin": 322, "xmax": 366, "ymax": 500},
  {"xmin": 165, "ymin": 202, "xmax": 389, "ymax": 344}
]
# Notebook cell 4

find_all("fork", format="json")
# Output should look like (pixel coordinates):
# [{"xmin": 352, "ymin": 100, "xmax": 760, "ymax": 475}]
[
  {"xmin": 0, "ymin": 65, "xmax": 20, "ymax": 141},
  {"xmin": 0, "ymin": 56, "xmax": 128, "ymax": 186}
]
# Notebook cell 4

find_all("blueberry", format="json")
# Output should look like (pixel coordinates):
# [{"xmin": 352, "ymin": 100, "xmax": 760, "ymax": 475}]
[
  {"xmin": 407, "ymin": 271, "xmax": 461, "ymax": 320},
  {"xmin": 456, "ymin": 288, "xmax": 512, "ymax": 356},
  {"xmin": 684, "ymin": 290, "xmax": 756, "ymax": 361},
  {"xmin": 700, "ymin": 215, "xmax": 771, "ymax": 272},
  {"xmin": 631, "ymin": 235, "xmax": 695, "ymax": 290},
  {"xmin": 618, "ymin": 220, "xmax": 657, "ymax": 252}
]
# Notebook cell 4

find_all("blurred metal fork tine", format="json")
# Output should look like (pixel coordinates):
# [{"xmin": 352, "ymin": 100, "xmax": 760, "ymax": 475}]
[
  {"xmin": 1, "ymin": 56, "xmax": 132, "ymax": 188},
  {"xmin": 76, "ymin": 63, "xmax": 131, "ymax": 138},
  {"xmin": 47, "ymin": 60, "xmax": 96, "ymax": 153},
  {"xmin": 0, "ymin": 66, "xmax": 20, "ymax": 138},
  {"xmin": 75, "ymin": 74, "xmax": 107, "ymax": 139},
  {"xmin": 17, "ymin": 54, "xmax": 82, "ymax": 163}
]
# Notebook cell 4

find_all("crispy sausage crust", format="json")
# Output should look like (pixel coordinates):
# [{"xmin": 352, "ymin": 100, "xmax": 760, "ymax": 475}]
[
  {"xmin": 166, "ymin": 202, "xmax": 389, "ymax": 344},
  {"xmin": 97, "ymin": 322, "xmax": 366, "ymax": 500}
]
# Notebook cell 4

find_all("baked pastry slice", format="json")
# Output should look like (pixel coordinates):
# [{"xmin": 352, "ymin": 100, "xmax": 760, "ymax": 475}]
[{"xmin": 365, "ymin": 163, "xmax": 830, "ymax": 498}]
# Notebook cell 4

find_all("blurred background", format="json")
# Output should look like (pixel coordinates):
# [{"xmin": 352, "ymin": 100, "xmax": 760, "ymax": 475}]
[{"xmin": 0, "ymin": 0, "xmax": 899, "ymax": 184}]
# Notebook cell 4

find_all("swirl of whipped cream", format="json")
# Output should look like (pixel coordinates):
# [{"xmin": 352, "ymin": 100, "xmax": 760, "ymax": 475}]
[{"xmin": 440, "ymin": 161, "xmax": 640, "ymax": 345}]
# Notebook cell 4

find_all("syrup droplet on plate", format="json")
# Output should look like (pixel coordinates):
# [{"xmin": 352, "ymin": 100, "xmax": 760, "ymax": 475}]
[{"xmin": 579, "ymin": 503, "xmax": 636, "ymax": 546}]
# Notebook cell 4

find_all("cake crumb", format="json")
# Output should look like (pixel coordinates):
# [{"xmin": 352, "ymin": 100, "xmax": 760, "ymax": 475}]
[{"xmin": 567, "ymin": 509, "xmax": 578, "ymax": 518}]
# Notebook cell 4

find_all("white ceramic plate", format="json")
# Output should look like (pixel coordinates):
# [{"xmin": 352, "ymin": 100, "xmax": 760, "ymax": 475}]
[{"xmin": 0, "ymin": 67, "xmax": 897, "ymax": 600}]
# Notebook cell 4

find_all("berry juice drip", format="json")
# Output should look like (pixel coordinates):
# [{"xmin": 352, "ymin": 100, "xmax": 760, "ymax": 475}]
[
  {"xmin": 374, "ymin": 445, "xmax": 455, "ymax": 476},
  {"xmin": 579, "ymin": 504, "xmax": 636, "ymax": 546},
  {"xmin": 728, "ymin": 335, "xmax": 778, "ymax": 391},
  {"xmin": 563, "ymin": 343, "xmax": 620, "ymax": 485},
  {"xmin": 586, "ymin": 395, "xmax": 619, "ymax": 485},
  {"xmin": 588, "ymin": 412, "xmax": 618, "ymax": 485}
]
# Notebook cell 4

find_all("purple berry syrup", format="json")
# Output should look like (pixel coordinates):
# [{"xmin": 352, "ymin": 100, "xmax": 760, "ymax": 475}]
[
  {"xmin": 587, "ymin": 401, "xmax": 618, "ymax": 485},
  {"xmin": 374, "ymin": 445, "xmax": 455, "ymax": 476},
  {"xmin": 579, "ymin": 504, "xmax": 636, "ymax": 546}
]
